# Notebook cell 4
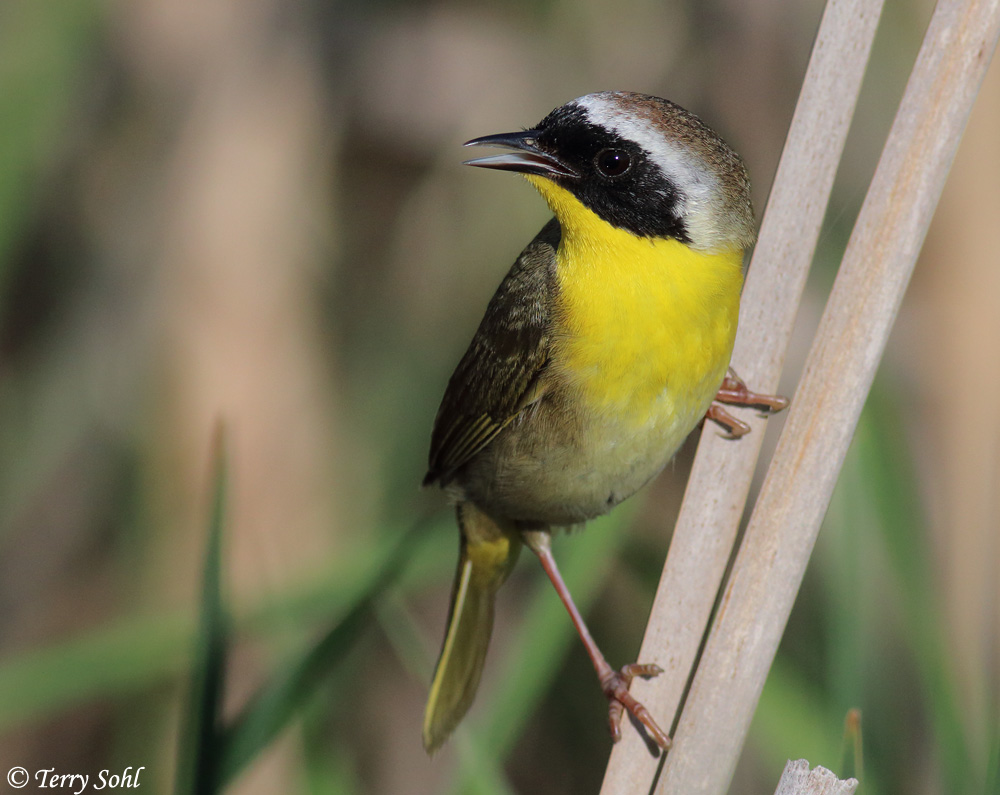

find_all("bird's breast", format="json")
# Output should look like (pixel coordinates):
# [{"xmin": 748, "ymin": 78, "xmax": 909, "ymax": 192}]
[
  {"xmin": 461, "ymin": 177, "xmax": 748, "ymax": 526},
  {"xmin": 551, "ymin": 226, "xmax": 745, "ymax": 434}
]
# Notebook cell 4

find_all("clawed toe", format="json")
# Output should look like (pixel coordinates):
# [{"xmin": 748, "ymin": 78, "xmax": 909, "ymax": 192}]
[
  {"xmin": 600, "ymin": 664, "xmax": 671, "ymax": 750},
  {"xmin": 705, "ymin": 403, "xmax": 752, "ymax": 438},
  {"xmin": 707, "ymin": 369, "xmax": 789, "ymax": 436}
]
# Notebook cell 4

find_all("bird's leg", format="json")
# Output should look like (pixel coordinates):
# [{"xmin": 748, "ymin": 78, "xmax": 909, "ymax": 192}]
[
  {"xmin": 521, "ymin": 530, "xmax": 671, "ymax": 750},
  {"xmin": 707, "ymin": 367, "xmax": 789, "ymax": 437}
]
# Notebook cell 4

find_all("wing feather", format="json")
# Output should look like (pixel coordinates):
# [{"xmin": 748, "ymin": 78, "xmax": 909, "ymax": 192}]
[{"xmin": 425, "ymin": 219, "xmax": 561, "ymax": 485}]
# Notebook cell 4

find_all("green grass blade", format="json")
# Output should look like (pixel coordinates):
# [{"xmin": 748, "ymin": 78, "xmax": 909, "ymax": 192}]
[
  {"xmin": 751, "ymin": 657, "xmax": 839, "ymax": 776},
  {"xmin": 839, "ymin": 708, "xmax": 863, "ymax": 783},
  {"xmin": 0, "ymin": 517, "xmax": 449, "ymax": 733},
  {"xmin": 216, "ymin": 522, "xmax": 423, "ymax": 786},
  {"xmin": 174, "ymin": 433, "xmax": 230, "ymax": 795},
  {"xmin": 859, "ymin": 386, "xmax": 973, "ymax": 790},
  {"xmin": 984, "ymin": 723, "xmax": 999, "ymax": 795},
  {"xmin": 0, "ymin": 613, "xmax": 189, "ymax": 732}
]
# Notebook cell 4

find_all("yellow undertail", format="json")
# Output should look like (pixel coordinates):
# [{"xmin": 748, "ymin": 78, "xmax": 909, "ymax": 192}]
[{"xmin": 422, "ymin": 503, "xmax": 521, "ymax": 753}]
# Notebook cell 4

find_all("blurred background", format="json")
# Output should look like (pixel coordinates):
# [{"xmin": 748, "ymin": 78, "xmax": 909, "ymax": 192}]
[{"xmin": 0, "ymin": 0, "xmax": 997, "ymax": 792}]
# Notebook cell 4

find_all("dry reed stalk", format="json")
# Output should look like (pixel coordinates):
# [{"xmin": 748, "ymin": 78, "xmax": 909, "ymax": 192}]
[
  {"xmin": 600, "ymin": 0, "xmax": 883, "ymax": 789},
  {"xmin": 772, "ymin": 760, "xmax": 858, "ymax": 795},
  {"xmin": 602, "ymin": 0, "xmax": 1000, "ymax": 791}
]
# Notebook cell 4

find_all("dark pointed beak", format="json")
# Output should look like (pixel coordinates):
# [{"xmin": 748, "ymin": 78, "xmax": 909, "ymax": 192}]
[{"xmin": 463, "ymin": 130, "xmax": 578, "ymax": 178}]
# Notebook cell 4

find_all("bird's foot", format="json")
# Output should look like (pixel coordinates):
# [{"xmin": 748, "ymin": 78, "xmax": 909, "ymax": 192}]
[
  {"xmin": 707, "ymin": 368, "xmax": 789, "ymax": 438},
  {"xmin": 705, "ymin": 402, "xmax": 751, "ymax": 438},
  {"xmin": 601, "ymin": 663, "xmax": 671, "ymax": 750}
]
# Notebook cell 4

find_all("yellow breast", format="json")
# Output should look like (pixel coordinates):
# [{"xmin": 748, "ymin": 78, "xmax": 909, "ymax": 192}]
[{"xmin": 527, "ymin": 177, "xmax": 744, "ymax": 430}]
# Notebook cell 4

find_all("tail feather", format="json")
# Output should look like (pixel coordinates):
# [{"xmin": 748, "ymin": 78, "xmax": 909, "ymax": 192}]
[{"xmin": 422, "ymin": 503, "xmax": 520, "ymax": 753}]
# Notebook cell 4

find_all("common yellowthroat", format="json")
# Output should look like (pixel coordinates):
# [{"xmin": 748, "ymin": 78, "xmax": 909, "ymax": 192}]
[{"xmin": 422, "ymin": 91, "xmax": 787, "ymax": 753}]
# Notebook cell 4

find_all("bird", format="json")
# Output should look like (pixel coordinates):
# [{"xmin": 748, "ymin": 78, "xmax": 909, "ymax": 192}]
[{"xmin": 421, "ymin": 91, "xmax": 787, "ymax": 754}]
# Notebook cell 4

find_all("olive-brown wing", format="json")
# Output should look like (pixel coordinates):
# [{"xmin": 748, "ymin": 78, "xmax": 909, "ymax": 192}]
[{"xmin": 425, "ymin": 219, "xmax": 561, "ymax": 486}]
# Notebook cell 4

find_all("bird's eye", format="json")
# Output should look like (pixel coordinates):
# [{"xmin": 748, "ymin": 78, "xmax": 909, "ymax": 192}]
[{"xmin": 594, "ymin": 148, "xmax": 632, "ymax": 178}]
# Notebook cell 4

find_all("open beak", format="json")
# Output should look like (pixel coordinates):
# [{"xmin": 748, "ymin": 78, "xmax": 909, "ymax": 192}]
[{"xmin": 462, "ymin": 131, "xmax": 578, "ymax": 178}]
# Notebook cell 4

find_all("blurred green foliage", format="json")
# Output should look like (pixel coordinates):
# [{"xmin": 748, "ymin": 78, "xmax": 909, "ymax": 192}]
[{"xmin": 1, "ymin": 0, "xmax": 997, "ymax": 793}]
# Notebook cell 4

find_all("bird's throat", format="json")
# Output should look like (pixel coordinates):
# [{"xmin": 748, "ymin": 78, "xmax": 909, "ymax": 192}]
[{"xmin": 527, "ymin": 176, "xmax": 745, "ymax": 425}]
